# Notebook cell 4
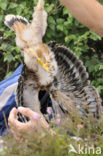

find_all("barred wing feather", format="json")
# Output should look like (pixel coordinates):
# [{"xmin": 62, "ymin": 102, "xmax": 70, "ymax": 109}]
[{"xmin": 48, "ymin": 41, "xmax": 102, "ymax": 118}]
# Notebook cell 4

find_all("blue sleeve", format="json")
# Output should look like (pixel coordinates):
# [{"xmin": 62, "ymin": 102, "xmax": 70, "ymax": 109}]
[{"xmin": 0, "ymin": 64, "xmax": 23, "ymax": 136}]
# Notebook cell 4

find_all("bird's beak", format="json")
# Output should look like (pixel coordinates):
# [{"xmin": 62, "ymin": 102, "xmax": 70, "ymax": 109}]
[{"xmin": 26, "ymin": 48, "xmax": 50, "ymax": 72}]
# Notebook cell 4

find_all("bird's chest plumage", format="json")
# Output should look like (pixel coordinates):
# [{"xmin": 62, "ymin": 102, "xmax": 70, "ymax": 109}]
[{"xmin": 18, "ymin": 63, "xmax": 56, "ymax": 93}]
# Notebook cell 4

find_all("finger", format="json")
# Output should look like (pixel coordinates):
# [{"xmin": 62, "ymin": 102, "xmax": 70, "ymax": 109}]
[
  {"xmin": 9, "ymin": 107, "xmax": 18, "ymax": 119},
  {"xmin": 10, "ymin": 128, "xmax": 23, "ymax": 142},
  {"xmin": 18, "ymin": 107, "xmax": 49, "ymax": 130},
  {"xmin": 12, "ymin": 119, "xmax": 31, "ymax": 130},
  {"xmin": 10, "ymin": 119, "xmax": 33, "ymax": 132},
  {"xmin": 8, "ymin": 108, "xmax": 18, "ymax": 125},
  {"xmin": 8, "ymin": 108, "xmax": 31, "ymax": 130},
  {"xmin": 18, "ymin": 107, "xmax": 41, "ymax": 120},
  {"xmin": 40, "ymin": 117, "xmax": 49, "ymax": 129}
]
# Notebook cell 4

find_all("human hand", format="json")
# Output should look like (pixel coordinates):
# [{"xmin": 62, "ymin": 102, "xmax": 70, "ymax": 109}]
[{"xmin": 8, "ymin": 107, "xmax": 50, "ymax": 139}]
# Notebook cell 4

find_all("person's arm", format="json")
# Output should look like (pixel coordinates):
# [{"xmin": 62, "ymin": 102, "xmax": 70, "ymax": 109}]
[{"xmin": 60, "ymin": 0, "xmax": 103, "ymax": 36}]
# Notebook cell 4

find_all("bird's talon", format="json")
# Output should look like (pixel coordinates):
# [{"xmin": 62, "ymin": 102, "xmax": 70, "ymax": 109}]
[
  {"xmin": 43, "ymin": 63, "xmax": 50, "ymax": 72},
  {"xmin": 25, "ymin": 48, "xmax": 50, "ymax": 72},
  {"xmin": 37, "ymin": 59, "xmax": 50, "ymax": 72}
]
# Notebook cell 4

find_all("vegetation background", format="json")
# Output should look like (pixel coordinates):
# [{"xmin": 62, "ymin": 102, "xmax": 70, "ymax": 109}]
[{"xmin": 0, "ymin": 0, "xmax": 103, "ymax": 105}]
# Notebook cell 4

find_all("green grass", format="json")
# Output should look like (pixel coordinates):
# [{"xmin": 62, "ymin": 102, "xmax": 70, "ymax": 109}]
[{"xmin": 1, "ymin": 114, "xmax": 103, "ymax": 156}]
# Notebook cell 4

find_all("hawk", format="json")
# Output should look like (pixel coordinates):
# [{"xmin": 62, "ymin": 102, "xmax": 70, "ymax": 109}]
[{"xmin": 4, "ymin": 0, "xmax": 102, "ymax": 122}]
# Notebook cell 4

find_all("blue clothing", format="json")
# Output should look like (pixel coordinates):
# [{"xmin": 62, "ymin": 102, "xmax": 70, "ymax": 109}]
[{"xmin": 0, "ymin": 64, "xmax": 23, "ymax": 136}]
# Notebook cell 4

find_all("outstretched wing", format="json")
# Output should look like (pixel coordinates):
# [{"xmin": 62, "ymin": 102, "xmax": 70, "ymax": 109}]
[
  {"xmin": 4, "ymin": 15, "xmax": 29, "ymax": 33},
  {"xmin": 4, "ymin": 15, "xmax": 30, "ymax": 51},
  {"xmin": 48, "ymin": 41, "xmax": 102, "ymax": 118}
]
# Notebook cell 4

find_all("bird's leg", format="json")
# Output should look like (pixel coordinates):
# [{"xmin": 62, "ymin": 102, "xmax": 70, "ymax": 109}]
[
  {"xmin": 25, "ymin": 48, "xmax": 50, "ymax": 72},
  {"xmin": 31, "ymin": 0, "xmax": 47, "ymax": 43},
  {"xmin": 36, "ymin": 0, "xmax": 44, "ymax": 10},
  {"xmin": 22, "ymin": 85, "xmax": 41, "ymax": 113}
]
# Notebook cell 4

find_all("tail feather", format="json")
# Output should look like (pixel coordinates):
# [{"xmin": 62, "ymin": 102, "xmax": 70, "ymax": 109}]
[{"xmin": 83, "ymin": 86, "xmax": 102, "ymax": 117}]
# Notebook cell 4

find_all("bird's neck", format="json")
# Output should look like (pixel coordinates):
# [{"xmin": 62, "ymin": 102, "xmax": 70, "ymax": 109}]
[{"xmin": 24, "ymin": 52, "xmax": 58, "ymax": 86}]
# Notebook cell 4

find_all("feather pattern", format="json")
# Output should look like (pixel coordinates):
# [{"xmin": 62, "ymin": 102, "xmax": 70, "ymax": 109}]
[{"xmin": 48, "ymin": 41, "xmax": 102, "ymax": 118}]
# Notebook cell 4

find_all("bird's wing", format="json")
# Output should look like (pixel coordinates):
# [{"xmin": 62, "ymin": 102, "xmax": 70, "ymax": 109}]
[
  {"xmin": 4, "ymin": 15, "xmax": 29, "ymax": 33},
  {"xmin": 48, "ymin": 41, "xmax": 102, "ymax": 118},
  {"xmin": 4, "ymin": 15, "xmax": 30, "ymax": 51}
]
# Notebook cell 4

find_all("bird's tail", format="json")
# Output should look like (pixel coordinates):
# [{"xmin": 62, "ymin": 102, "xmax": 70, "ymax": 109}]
[
  {"xmin": 4, "ymin": 15, "xmax": 29, "ymax": 32},
  {"xmin": 82, "ymin": 86, "xmax": 102, "ymax": 117},
  {"xmin": 31, "ymin": 0, "xmax": 47, "ymax": 42}
]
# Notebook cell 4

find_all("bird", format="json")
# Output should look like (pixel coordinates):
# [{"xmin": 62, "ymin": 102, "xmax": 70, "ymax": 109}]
[{"xmin": 4, "ymin": 0, "xmax": 102, "ymax": 123}]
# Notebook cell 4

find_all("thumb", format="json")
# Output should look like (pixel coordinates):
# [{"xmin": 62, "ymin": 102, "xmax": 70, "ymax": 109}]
[
  {"xmin": 8, "ymin": 108, "xmax": 18, "ymax": 121},
  {"xmin": 8, "ymin": 107, "xmax": 18, "ymax": 126}
]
